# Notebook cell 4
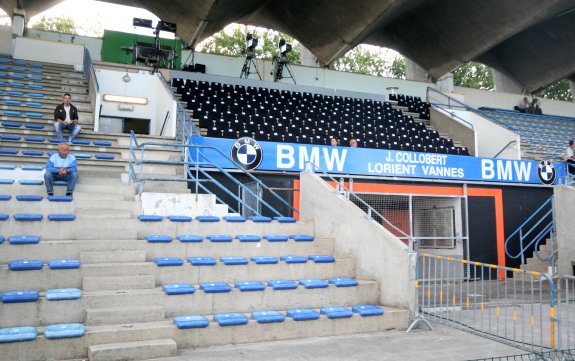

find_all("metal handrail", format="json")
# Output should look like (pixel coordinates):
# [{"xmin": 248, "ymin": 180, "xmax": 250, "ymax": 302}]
[
  {"xmin": 504, "ymin": 196, "xmax": 556, "ymax": 270},
  {"xmin": 304, "ymin": 162, "xmax": 416, "ymax": 251},
  {"xmin": 426, "ymin": 87, "xmax": 475, "ymax": 130},
  {"xmin": 128, "ymin": 131, "xmax": 298, "ymax": 217},
  {"xmin": 492, "ymin": 140, "xmax": 517, "ymax": 158}
]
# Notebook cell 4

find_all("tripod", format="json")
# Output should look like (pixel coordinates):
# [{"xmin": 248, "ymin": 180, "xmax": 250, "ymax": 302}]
[
  {"xmin": 272, "ymin": 55, "xmax": 296, "ymax": 84},
  {"xmin": 240, "ymin": 52, "xmax": 262, "ymax": 80}
]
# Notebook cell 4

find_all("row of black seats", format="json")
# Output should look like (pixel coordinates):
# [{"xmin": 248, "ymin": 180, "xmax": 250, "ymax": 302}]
[{"xmin": 173, "ymin": 78, "xmax": 468, "ymax": 156}]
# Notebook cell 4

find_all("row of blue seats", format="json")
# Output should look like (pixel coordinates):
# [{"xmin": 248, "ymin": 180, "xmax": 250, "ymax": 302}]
[
  {"xmin": 0, "ymin": 195, "xmax": 72, "ymax": 202},
  {"xmin": 0, "ymin": 57, "xmax": 44, "ymax": 68},
  {"xmin": 0, "ymin": 65, "xmax": 44, "ymax": 75},
  {"xmin": 0, "ymin": 235, "xmax": 40, "ymax": 244},
  {"xmin": 174, "ymin": 304, "xmax": 383, "ymax": 329},
  {"xmin": 163, "ymin": 277, "xmax": 356, "ymax": 295},
  {"xmin": 154, "ymin": 254, "xmax": 334, "ymax": 266},
  {"xmin": 0, "ymin": 213, "xmax": 76, "ymax": 221},
  {"xmin": 0, "ymin": 324, "xmax": 84, "ymax": 343},
  {"xmin": 1, "ymin": 288, "xmax": 81, "ymax": 302},
  {"xmin": 145, "ymin": 234, "xmax": 312, "ymax": 243},
  {"xmin": 0, "ymin": 81, "xmax": 43, "ymax": 90},
  {"xmin": 139, "ymin": 215, "xmax": 297, "ymax": 223},
  {"xmin": 0, "ymin": 135, "xmax": 111, "ymax": 147},
  {"xmin": 0, "ymin": 73, "xmax": 44, "ymax": 82},
  {"xmin": 1, "ymin": 99, "xmax": 43, "ymax": 107},
  {"xmin": 0, "ymin": 259, "xmax": 80, "ymax": 271},
  {"xmin": 0, "ymin": 89, "xmax": 44, "ymax": 98},
  {"xmin": 0, "ymin": 150, "xmax": 114, "ymax": 159}
]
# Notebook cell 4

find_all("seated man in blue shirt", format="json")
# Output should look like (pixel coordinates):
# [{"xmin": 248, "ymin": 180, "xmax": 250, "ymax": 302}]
[{"xmin": 44, "ymin": 142, "xmax": 79, "ymax": 197}]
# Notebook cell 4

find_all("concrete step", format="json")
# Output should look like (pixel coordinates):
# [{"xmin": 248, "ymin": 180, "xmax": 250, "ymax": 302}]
[
  {"xmin": 88, "ymin": 339, "xmax": 177, "ymax": 361},
  {"xmin": 82, "ymin": 262, "xmax": 155, "ymax": 277},
  {"xmin": 76, "ymin": 208, "xmax": 133, "ymax": 219},
  {"xmin": 1, "ymin": 218, "xmax": 138, "ymax": 240},
  {"xmin": 84, "ymin": 289, "xmax": 163, "ymax": 309},
  {"xmin": 82, "ymin": 275, "xmax": 155, "ymax": 291},
  {"xmin": 80, "ymin": 251, "xmax": 147, "ymax": 264},
  {"xmin": 86, "ymin": 305, "xmax": 165, "ymax": 326},
  {"xmin": 157, "ymin": 258, "xmax": 355, "ymax": 284},
  {"xmin": 0, "ymin": 268, "xmax": 82, "ymax": 291}
]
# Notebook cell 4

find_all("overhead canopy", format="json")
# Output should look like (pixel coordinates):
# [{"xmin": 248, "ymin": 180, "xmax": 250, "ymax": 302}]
[{"xmin": 2, "ymin": 0, "xmax": 575, "ymax": 92}]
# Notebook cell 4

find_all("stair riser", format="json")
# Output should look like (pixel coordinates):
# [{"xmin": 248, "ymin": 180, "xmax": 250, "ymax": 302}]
[
  {"xmin": 88, "ymin": 339, "xmax": 177, "ymax": 361},
  {"xmin": 80, "ymin": 251, "xmax": 146, "ymax": 263},
  {"xmin": 1, "ymin": 220, "xmax": 138, "ymax": 240},
  {"xmin": 82, "ymin": 275, "xmax": 155, "ymax": 291},
  {"xmin": 86, "ymin": 306, "xmax": 165, "ymax": 326}
]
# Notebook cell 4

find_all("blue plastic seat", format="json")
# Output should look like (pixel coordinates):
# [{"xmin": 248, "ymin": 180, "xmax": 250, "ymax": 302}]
[
  {"xmin": 286, "ymin": 308, "xmax": 320, "ymax": 321},
  {"xmin": 8, "ymin": 235, "xmax": 40, "ymax": 244},
  {"xmin": 236, "ymin": 234, "xmax": 260, "ymax": 242},
  {"xmin": 0, "ymin": 135, "xmax": 20, "ymax": 140},
  {"xmin": 173, "ymin": 315, "xmax": 209, "ymax": 329},
  {"xmin": 196, "ymin": 215, "xmax": 220, "ymax": 222},
  {"xmin": 0, "ymin": 213, "xmax": 9, "ymax": 221},
  {"xmin": 3, "ymin": 110, "xmax": 22, "ymax": 116},
  {"xmin": 9, "ymin": 259, "xmax": 43, "ymax": 271},
  {"xmin": 188, "ymin": 257, "xmax": 217, "ymax": 266},
  {"xmin": 0, "ymin": 194, "xmax": 7, "ymax": 200},
  {"xmin": 20, "ymin": 165, "xmax": 43, "ymax": 171},
  {"xmin": 0, "ymin": 327, "xmax": 38, "ymax": 343},
  {"xmin": 352, "ymin": 304, "xmax": 384, "ymax": 316},
  {"xmin": 267, "ymin": 279, "xmax": 298, "ymax": 290},
  {"xmin": 280, "ymin": 255, "xmax": 308, "ymax": 264},
  {"xmin": 13, "ymin": 213, "xmax": 43, "ymax": 221},
  {"xmin": 95, "ymin": 154, "xmax": 114, "ymax": 160},
  {"xmin": 25, "ymin": 101, "xmax": 43, "ymax": 107},
  {"xmin": 15, "ymin": 195, "xmax": 43, "ymax": 202},
  {"xmin": 18, "ymin": 180, "xmax": 43, "ymax": 185},
  {"xmin": 299, "ymin": 278, "xmax": 329, "ymax": 289},
  {"xmin": 251, "ymin": 256, "xmax": 279, "ymax": 264},
  {"xmin": 320, "ymin": 306, "xmax": 353, "ymax": 319},
  {"xmin": 177, "ymin": 234, "xmax": 203, "ymax": 242},
  {"xmin": 45, "ymin": 288, "xmax": 82, "ymax": 301},
  {"xmin": 168, "ymin": 215, "xmax": 192, "ymax": 222},
  {"xmin": 220, "ymin": 256, "xmax": 248, "ymax": 265},
  {"xmin": 25, "ymin": 112, "xmax": 43, "ymax": 118},
  {"xmin": 308, "ymin": 255, "xmax": 335, "ymax": 263},
  {"xmin": 274, "ymin": 216, "xmax": 297, "ymax": 223},
  {"xmin": 223, "ymin": 215, "xmax": 246, "ymax": 222},
  {"xmin": 0, "ymin": 180, "xmax": 14, "ymax": 185},
  {"xmin": 162, "ymin": 283, "xmax": 195, "ymax": 295},
  {"xmin": 290, "ymin": 234, "xmax": 315, "ymax": 242},
  {"xmin": 214, "ymin": 313, "xmax": 248, "ymax": 326},
  {"xmin": 48, "ymin": 214, "xmax": 76, "ymax": 221},
  {"xmin": 235, "ymin": 281, "xmax": 266, "ymax": 292},
  {"xmin": 263, "ymin": 235, "xmax": 289, "ymax": 242},
  {"xmin": 0, "ymin": 165, "xmax": 16, "ymax": 169},
  {"xmin": 154, "ymin": 257, "xmax": 184, "ymax": 267},
  {"xmin": 328, "ymin": 278, "xmax": 359, "ymax": 287},
  {"xmin": 48, "ymin": 259, "xmax": 81, "ymax": 269},
  {"xmin": 28, "ymin": 93, "xmax": 44, "ymax": 98},
  {"xmin": 71, "ymin": 139, "xmax": 90, "ymax": 145},
  {"xmin": 21, "ymin": 151, "xmax": 44, "ymax": 156},
  {"xmin": 4, "ymin": 99, "xmax": 22, "ymax": 105},
  {"xmin": 207, "ymin": 235, "xmax": 233, "ymax": 242},
  {"xmin": 0, "ymin": 149, "xmax": 18, "ymax": 155},
  {"xmin": 145, "ymin": 235, "xmax": 172, "ymax": 243},
  {"xmin": 1, "ymin": 290, "xmax": 40, "ymax": 303},
  {"xmin": 250, "ymin": 215, "xmax": 272, "ymax": 222},
  {"xmin": 1, "ymin": 121, "xmax": 22, "ymax": 127},
  {"xmin": 25, "ymin": 123, "xmax": 43, "ymax": 129},
  {"xmin": 251, "ymin": 311, "xmax": 285, "ymax": 324},
  {"xmin": 72, "ymin": 153, "xmax": 91, "ymax": 159},
  {"xmin": 138, "ymin": 215, "xmax": 163, "ymax": 222},
  {"xmin": 0, "ymin": 236, "xmax": 3, "ymax": 243},
  {"xmin": 48, "ymin": 138, "xmax": 65, "ymax": 143},
  {"xmin": 48, "ymin": 196, "xmax": 72, "ymax": 202},
  {"xmin": 93, "ymin": 141, "xmax": 112, "ymax": 146},
  {"xmin": 44, "ymin": 323, "xmax": 85, "ymax": 339},
  {"xmin": 199, "ymin": 282, "xmax": 231, "ymax": 293}
]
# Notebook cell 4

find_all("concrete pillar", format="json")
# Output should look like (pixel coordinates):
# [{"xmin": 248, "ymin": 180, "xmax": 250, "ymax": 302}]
[
  {"xmin": 570, "ymin": 80, "xmax": 575, "ymax": 102},
  {"xmin": 405, "ymin": 58, "xmax": 431, "ymax": 83},
  {"xmin": 436, "ymin": 72, "xmax": 454, "ymax": 93},
  {"xmin": 300, "ymin": 45, "xmax": 318, "ymax": 67},
  {"xmin": 12, "ymin": 8, "xmax": 25, "ymax": 38},
  {"xmin": 492, "ymin": 68, "xmax": 524, "ymax": 94}
]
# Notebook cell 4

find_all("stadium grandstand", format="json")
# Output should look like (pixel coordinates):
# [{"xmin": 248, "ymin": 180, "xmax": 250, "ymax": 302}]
[{"xmin": 1, "ymin": 1, "xmax": 575, "ymax": 360}]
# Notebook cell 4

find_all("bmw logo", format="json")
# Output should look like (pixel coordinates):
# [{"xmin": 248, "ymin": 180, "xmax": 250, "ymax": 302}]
[
  {"xmin": 230, "ymin": 137, "xmax": 263, "ymax": 170},
  {"xmin": 537, "ymin": 160, "xmax": 556, "ymax": 185}
]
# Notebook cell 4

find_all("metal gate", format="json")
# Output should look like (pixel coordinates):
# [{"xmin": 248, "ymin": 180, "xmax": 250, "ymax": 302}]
[{"xmin": 240, "ymin": 181, "xmax": 262, "ymax": 217}]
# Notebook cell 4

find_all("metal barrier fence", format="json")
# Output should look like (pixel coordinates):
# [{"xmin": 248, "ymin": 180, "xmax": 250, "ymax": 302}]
[
  {"xmin": 466, "ymin": 349, "xmax": 575, "ymax": 361},
  {"xmin": 416, "ymin": 253, "xmax": 558, "ymax": 353},
  {"xmin": 557, "ymin": 275, "xmax": 575, "ymax": 352}
]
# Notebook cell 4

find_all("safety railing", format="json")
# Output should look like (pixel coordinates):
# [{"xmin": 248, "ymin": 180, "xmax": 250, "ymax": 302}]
[
  {"xmin": 465, "ymin": 348, "xmax": 575, "ymax": 361},
  {"xmin": 504, "ymin": 196, "xmax": 556, "ymax": 274},
  {"xmin": 416, "ymin": 253, "xmax": 557, "ymax": 353},
  {"xmin": 426, "ymin": 87, "xmax": 475, "ymax": 130},
  {"xmin": 556, "ymin": 275, "xmax": 575, "ymax": 352},
  {"xmin": 128, "ymin": 131, "xmax": 297, "ymax": 217},
  {"xmin": 304, "ymin": 163, "xmax": 416, "ymax": 250}
]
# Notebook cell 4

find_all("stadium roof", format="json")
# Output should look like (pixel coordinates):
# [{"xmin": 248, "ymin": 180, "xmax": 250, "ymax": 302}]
[{"xmin": 3, "ymin": 0, "xmax": 575, "ymax": 92}]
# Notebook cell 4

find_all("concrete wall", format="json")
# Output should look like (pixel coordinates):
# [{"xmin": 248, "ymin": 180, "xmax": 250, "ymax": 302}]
[
  {"xmin": 435, "ymin": 108, "xmax": 520, "ymax": 159},
  {"xmin": 554, "ymin": 186, "xmax": 575, "ymax": 276},
  {"xmin": 25, "ymin": 29, "xmax": 103, "ymax": 61},
  {"xmin": 13, "ymin": 37, "xmax": 84, "ymax": 66},
  {"xmin": 453, "ymin": 86, "xmax": 575, "ymax": 118},
  {"xmin": 0, "ymin": 25, "xmax": 11, "ymax": 54},
  {"xmin": 430, "ymin": 108, "xmax": 476, "ymax": 155},
  {"xmin": 95, "ymin": 68, "xmax": 176, "ymax": 136},
  {"xmin": 299, "ymin": 171, "xmax": 416, "ymax": 311}
]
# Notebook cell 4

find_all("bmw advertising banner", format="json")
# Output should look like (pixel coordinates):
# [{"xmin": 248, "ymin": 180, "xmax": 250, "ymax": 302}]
[{"xmin": 189, "ymin": 136, "xmax": 566, "ymax": 185}]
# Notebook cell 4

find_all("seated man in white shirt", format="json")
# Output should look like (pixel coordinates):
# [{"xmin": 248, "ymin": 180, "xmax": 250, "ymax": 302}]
[{"xmin": 53, "ymin": 93, "xmax": 82, "ymax": 142}]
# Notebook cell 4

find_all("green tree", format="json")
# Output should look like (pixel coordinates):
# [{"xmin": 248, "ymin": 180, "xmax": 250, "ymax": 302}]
[
  {"xmin": 452, "ymin": 62, "xmax": 494, "ymax": 90},
  {"xmin": 199, "ymin": 25, "xmax": 301, "ymax": 64},
  {"xmin": 535, "ymin": 79, "xmax": 572, "ymax": 102},
  {"xmin": 31, "ymin": 15, "xmax": 76, "ymax": 35},
  {"xmin": 333, "ymin": 45, "xmax": 406, "ymax": 79}
]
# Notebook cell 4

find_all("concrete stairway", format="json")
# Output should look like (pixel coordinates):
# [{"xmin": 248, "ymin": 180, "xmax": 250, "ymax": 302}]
[
  {"xmin": 519, "ymin": 242, "xmax": 554, "ymax": 274},
  {"xmin": 0, "ymin": 56, "xmax": 408, "ymax": 361}
]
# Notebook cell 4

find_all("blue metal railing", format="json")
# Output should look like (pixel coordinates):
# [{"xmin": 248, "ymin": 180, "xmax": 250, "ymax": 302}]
[
  {"xmin": 425, "ymin": 87, "xmax": 476, "ymax": 130},
  {"xmin": 129, "ymin": 131, "xmax": 297, "ymax": 217},
  {"xmin": 504, "ymin": 196, "xmax": 556, "ymax": 273}
]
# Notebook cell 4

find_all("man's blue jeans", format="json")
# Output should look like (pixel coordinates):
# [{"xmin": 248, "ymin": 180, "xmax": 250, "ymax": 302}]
[
  {"xmin": 54, "ymin": 122, "xmax": 82, "ymax": 141},
  {"xmin": 44, "ymin": 172, "xmax": 79, "ymax": 194}
]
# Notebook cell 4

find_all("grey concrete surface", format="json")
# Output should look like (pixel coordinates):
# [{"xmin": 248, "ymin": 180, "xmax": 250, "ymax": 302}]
[{"xmin": 154, "ymin": 322, "xmax": 525, "ymax": 361}]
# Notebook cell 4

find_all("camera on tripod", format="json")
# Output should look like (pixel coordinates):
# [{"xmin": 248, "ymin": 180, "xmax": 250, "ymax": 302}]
[{"xmin": 245, "ymin": 33, "xmax": 259, "ymax": 57}]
